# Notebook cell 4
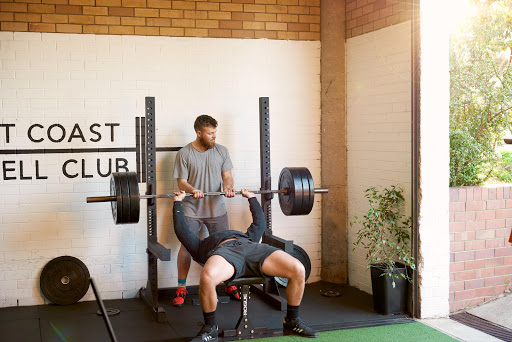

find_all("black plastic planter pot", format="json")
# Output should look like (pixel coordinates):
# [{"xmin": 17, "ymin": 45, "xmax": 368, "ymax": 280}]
[{"xmin": 370, "ymin": 263, "xmax": 409, "ymax": 315}]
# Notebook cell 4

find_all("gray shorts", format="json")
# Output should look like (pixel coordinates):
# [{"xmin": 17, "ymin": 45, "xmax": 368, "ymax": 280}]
[
  {"xmin": 211, "ymin": 239, "xmax": 280, "ymax": 280},
  {"xmin": 185, "ymin": 213, "xmax": 229, "ymax": 238}
]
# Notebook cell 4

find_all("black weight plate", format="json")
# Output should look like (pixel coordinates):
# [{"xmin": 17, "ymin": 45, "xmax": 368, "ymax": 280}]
[
  {"xmin": 110, "ymin": 173, "xmax": 122, "ymax": 224},
  {"xmin": 306, "ymin": 168, "xmax": 315, "ymax": 214},
  {"xmin": 126, "ymin": 172, "xmax": 140, "ymax": 224},
  {"xmin": 110, "ymin": 174, "xmax": 116, "ymax": 223},
  {"xmin": 290, "ymin": 167, "xmax": 306, "ymax": 215},
  {"xmin": 118, "ymin": 173, "xmax": 131, "ymax": 224},
  {"xmin": 278, "ymin": 168, "xmax": 295, "ymax": 216},
  {"xmin": 274, "ymin": 244, "xmax": 312, "ymax": 287},
  {"xmin": 296, "ymin": 168, "xmax": 310, "ymax": 215},
  {"xmin": 40, "ymin": 256, "xmax": 90, "ymax": 305},
  {"xmin": 298, "ymin": 167, "xmax": 314, "ymax": 215}
]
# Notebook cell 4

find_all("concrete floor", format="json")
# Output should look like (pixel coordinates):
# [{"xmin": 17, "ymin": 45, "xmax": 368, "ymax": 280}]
[
  {"xmin": 468, "ymin": 293, "xmax": 512, "ymax": 330},
  {"xmin": 422, "ymin": 318, "xmax": 504, "ymax": 342},
  {"xmin": 422, "ymin": 292, "xmax": 512, "ymax": 342}
]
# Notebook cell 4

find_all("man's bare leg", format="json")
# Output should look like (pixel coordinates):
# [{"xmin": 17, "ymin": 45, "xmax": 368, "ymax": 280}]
[
  {"xmin": 261, "ymin": 250, "xmax": 305, "ymax": 304},
  {"xmin": 192, "ymin": 255, "xmax": 235, "ymax": 342},
  {"xmin": 199, "ymin": 255, "xmax": 235, "ymax": 312},
  {"xmin": 177, "ymin": 244, "xmax": 192, "ymax": 280},
  {"xmin": 261, "ymin": 250, "xmax": 318, "ymax": 338},
  {"xmin": 172, "ymin": 245, "xmax": 192, "ymax": 307}
]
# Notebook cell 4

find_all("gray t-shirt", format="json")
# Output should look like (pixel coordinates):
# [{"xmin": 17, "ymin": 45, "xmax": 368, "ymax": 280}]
[{"xmin": 173, "ymin": 142, "xmax": 233, "ymax": 218}]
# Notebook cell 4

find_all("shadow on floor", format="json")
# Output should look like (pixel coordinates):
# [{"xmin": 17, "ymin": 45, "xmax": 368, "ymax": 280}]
[{"xmin": 0, "ymin": 281, "xmax": 412, "ymax": 342}]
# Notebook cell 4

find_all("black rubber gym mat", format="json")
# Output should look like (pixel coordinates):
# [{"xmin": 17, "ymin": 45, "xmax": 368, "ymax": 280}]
[
  {"xmin": 0, "ymin": 318, "xmax": 41, "ymax": 342},
  {"xmin": 0, "ymin": 281, "xmax": 412, "ymax": 342},
  {"xmin": 0, "ymin": 305, "xmax": 39, "ymax": 321}
]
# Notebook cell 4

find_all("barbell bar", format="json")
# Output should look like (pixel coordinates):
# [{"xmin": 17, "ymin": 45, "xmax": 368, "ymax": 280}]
[
  {"xmin": 86, "ymin": 167, "xmax": 328, "ymax": 224},
  {"xmin": 87, "ymin": 189, "xmax": 292, "ymax": 202}
]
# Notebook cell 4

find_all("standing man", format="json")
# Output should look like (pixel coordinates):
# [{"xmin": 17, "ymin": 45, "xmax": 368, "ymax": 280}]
[{"xmin": 172, "ymin": 115, "xmax": 239, "ymax": 307}]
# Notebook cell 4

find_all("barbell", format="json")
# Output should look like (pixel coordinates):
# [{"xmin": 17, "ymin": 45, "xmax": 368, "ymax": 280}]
[{"xmin": 86, "ymin": 167, "xmax": 328, "ymax": 224}]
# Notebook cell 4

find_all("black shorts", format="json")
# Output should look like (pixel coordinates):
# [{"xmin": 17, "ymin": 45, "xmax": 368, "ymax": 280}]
[{"xmin": 211, "ymin": 239, "xmax": 280, "ymax": 280}]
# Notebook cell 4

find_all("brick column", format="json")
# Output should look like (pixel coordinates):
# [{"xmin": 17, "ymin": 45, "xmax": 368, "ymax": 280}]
[{"xmin": 321, "ymin": 0, "xmax": 347, "ymax": 283}]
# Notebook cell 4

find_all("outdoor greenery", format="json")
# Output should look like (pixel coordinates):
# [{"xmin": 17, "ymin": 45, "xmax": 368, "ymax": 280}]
[
  {"xmin": 350, "ymin": 186, "xmax": 415, "ymax": 287},
  {"xmin": 495, "ymin": 150, "xmax": 512, "ymax": 182},
  {"xmin": 450, "ymin": 0, "xmax": 512, "ymax": 186}
]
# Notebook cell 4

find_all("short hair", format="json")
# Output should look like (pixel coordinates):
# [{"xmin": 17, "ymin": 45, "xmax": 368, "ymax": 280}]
[{"xmin": 194, "ymin": 115, "xmax": 218, "ymax": 132}]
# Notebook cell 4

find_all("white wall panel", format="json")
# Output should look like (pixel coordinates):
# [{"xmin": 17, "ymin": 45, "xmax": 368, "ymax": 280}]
[
  {"xmin": 0, "ymin": 31, "xmax": 321, "ymax": 306},
  {"xmin": 346, "ymin": 21, "xmax": 412, "ymax": 294}
]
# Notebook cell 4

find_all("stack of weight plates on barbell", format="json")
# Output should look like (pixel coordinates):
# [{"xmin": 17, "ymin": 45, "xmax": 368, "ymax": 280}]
[
  {"xmin": 110, "ymin": 172, "xmax": 140, "ymax": 224},
  {"xmin": 278, "ymin": 167, "xmax": 315, "ymax": 216}
]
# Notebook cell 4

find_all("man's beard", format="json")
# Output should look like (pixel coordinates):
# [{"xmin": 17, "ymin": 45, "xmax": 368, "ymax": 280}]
[{"xmin": 199, "ymin": 137, "xmax": 215, "ymax": 149}]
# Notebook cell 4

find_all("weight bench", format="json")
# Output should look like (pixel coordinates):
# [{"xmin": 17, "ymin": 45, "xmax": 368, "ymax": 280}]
[{"xmin": 222, "ymin": 276, "xmax": 270, "ymax": 339}]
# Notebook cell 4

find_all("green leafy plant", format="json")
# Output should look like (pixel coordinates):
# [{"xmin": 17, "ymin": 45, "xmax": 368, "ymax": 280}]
[
  {"xmin": 450, "ymin": 128, "xmax": 499, "ymax": 186},
  {"xmin": 350, "ymin": 185, "xmax": 415, "ymax": 287},
  {"xmin": 450, "ymin": 0, "xmax": 512, "ymax": 186},
  {"xmin": 494, "ymin": 150, "xmax": 512, "ymax": 182}
]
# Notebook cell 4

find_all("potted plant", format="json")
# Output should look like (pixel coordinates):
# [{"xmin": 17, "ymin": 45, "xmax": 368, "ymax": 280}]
[{"xmin": 350, "ymin": 185, "xmax": 415, "ymax": 315}]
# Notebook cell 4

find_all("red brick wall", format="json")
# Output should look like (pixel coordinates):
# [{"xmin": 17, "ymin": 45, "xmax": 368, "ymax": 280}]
[
  {"xmin": 0, "ymin": 0, "xmax": 320, "ymax": 40},
  {"xmin": 345, "ymin": 0, "xmax": 411, "ymax": 39},
  {"xmin": 450, "ymin": 186, "xmax": 512, "ymax": 312}
]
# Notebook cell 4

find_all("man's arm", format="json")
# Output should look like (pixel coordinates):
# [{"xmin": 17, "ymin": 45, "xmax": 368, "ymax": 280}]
[
  {"xmin": 240, "ymin": 189, "xmax": 266, "ymax": 242},
  {"xmin": 176, "ymin": 178, "xmax": 204, "ymax": 199},
  {"xmin": 222, "ymin": 170, "xmax": 235, "ymax": 198},
  {"xmin": 173, "ymin": 191, "xmax": 201, "ymax": 258}
]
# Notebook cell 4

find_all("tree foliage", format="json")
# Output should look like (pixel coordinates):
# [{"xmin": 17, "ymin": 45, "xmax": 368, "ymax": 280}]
[{"xmin": 450, "ymin": 0, "xmax": 512, "ymax": 186}]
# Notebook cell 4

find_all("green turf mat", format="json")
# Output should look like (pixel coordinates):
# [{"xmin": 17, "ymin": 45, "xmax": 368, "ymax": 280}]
[{"xmin": 253, "ymin": 322, "xmax": 458, "ymax": 342}]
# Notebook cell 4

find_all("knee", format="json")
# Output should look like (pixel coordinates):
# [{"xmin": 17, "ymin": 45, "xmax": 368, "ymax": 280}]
[
  {"xmin": 200, "ymin": 269, "xmax": 219, "ymax": 287},
  {"xmin": 289, "ymin": 259, "xmax": 305, "ymax": 280}
]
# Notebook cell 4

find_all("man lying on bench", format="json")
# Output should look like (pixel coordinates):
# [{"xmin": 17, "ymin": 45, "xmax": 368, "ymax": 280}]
[{"xmin": 173, "ymin": 189, "xmax": 318, "ymax": 342}]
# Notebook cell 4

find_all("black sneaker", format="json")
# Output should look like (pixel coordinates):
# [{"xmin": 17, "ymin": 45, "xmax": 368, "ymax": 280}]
[
  {"xmin": 191, "ymin": 324, "xmax": 218, "ymax": 342},
  {"xmin": 283, "ymin": 317, "xmax": 318, "ymax": 338}
]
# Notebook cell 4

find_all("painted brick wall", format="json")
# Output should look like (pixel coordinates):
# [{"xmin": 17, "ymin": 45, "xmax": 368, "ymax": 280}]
[
  {"xmin": 449, "ymin": 186, "xmax": 512, "ymax": 312},
  {"xmin": 346, "ymin": 21, "xmax": 411, "ymax": 294},
  {"xmin": 416, "ymin": 0, "xmax": 451, "ymax": 318},
  {"xmin": 346, "ymin": 0, "xmax": 411, "ymax": 39},
  {"xmin": 0, "ymin": 0, "xmax": 320, "ymax": 40},
  {"xmin": 0, "ymin": 31, "xmax": 321, "ymax": 307}
]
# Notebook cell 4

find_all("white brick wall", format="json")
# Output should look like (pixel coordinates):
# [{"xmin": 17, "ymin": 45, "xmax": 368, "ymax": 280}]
[
  {"xmin": 0, "ymin": 32, "xmax": 321, "ymax": 307},
  {"xmin": 346, "ymin": 21, "xmax": 412, "ymax": 294}
]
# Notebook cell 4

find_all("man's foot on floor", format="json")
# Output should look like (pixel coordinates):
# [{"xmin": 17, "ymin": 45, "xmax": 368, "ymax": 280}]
[
  {"xmin": 191, "ymin": 324, "xmax": 218, "ymax": 342},
  {"xmin": 283, "ymin": 317, "xmax": 318, "ymax": 338},
  {"xmin": 225, "ymin": 285, "xmax": 240, "ymax": 301},
  {"xmin": 172, "ymin": 286, "xmax": 188, "ymax": 307}
]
